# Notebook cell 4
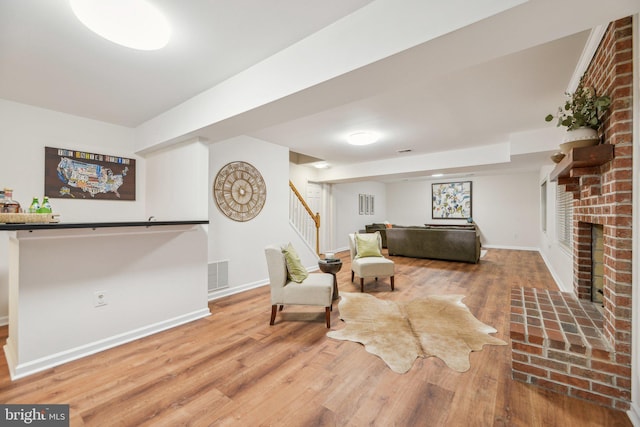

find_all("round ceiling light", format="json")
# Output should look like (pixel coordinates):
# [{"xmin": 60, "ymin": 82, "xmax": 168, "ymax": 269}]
[
  {"xmin": 313, "ymin": 161, "xmax": 330, "ymax": 169},
  {"xmin": 70, "ymin": 0, "xmax": 171, "ymax": 51},
  {"xmin": 347, "ymin": 131, "xmax": 380, "ymax": 146}
]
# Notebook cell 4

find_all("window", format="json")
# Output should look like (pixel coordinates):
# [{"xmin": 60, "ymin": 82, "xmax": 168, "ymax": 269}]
[{"xmin": 556, "ymin": 183, "xmax": 573, "ymax": 249}]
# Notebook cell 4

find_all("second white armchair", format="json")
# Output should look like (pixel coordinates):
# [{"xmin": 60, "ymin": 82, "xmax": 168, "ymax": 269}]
[{"xmin": 348, "ymin": 232, "xmax": 395, "ymax": 292}]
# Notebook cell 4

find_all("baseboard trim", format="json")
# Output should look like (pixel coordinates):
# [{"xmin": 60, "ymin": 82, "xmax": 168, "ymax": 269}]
[
  {"xmin": 207, "ymin": 263, "xmax": 322, "ymax": 301},
  {"xmin": 537, "ymin": 250, "xmax": 571, "ymax": 292},
  {"xmin": 3, "ymin": 308, "xmax": 211, "ymax": 380},
  {"xmin": 481, "ymin": 244, "xmax": 539, "ymax": 251},
  {"xmin": 0, "ymin": 315, "xmax": 8, "ymax": 327},
  {"xmin": 208, "ymin": 280, "xmax": 268, "ymax": 301},
  {"xmin": 628, "ymin": 403, "xmax": 640, "ymax": 426},
  {"xmin": 331, "ymin": 246, "xmax": 349, "ymax": 254}
]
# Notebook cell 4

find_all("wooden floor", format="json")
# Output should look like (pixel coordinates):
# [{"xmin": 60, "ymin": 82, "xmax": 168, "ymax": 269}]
[{"xmin": 0, "ymin": 249, "xmax": 632, "ymax": 426}]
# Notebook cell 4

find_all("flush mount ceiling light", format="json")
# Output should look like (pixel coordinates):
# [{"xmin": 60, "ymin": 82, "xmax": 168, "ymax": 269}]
[
  {"xmin": 69, "ymin": 0, "xmax": 171, "ymax": 51},
  {"xmin": 432, "ymin": 173, "xmax": 444, "ymax": 177},
  {"xmin": 313, "ymin": 161, "xmax": 330, "ymax": 169},
  {"xmin": 347, "ymin": 131, "xmax": 380, "ymax": 146}
]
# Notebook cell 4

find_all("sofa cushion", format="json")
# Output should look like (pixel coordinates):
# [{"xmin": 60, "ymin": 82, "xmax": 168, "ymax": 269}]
[{"xmin": 282, "ymin": 243, "xmax": 309, "ymax": 283}]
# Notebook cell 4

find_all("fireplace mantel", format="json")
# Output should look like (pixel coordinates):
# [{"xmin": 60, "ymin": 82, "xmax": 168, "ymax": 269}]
[{"xmin": 550, "ymin": 144, "xmax": 614, "ymax": 182}]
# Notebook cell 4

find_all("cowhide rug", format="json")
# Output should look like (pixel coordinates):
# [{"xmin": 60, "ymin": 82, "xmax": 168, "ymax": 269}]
[{"xmin": 327, "ymin": 292, "xmax": 507, "ymax": 373}]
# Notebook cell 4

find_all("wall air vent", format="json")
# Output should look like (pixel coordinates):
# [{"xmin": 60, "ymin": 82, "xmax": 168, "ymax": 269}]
[
  {"xmin": 397, "ymin": 149, "xmax": 412, "ymax": 154},
  {"xmin": 208, "ymin": 260, "xmax": 229, "ymax": 291}
]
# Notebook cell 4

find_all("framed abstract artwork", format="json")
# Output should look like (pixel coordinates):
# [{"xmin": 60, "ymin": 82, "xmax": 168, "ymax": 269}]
[{"xmin": 431, "ymin": 181, "xmax": 472, "ymax": 219}]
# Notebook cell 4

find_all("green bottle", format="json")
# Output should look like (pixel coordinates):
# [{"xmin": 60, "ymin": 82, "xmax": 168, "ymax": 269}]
[
  {"xmin": 28, "ymin": 197, "xmax": 40, "ymax": 213},
  {"xmin": 38, "ymin": 196, "xmax": 52, "ymax": 213}
]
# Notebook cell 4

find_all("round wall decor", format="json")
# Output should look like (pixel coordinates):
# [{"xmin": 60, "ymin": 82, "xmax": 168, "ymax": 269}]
[{"xmin": 213, "ymin": 161, "xmax": 266, "ymax": 222}]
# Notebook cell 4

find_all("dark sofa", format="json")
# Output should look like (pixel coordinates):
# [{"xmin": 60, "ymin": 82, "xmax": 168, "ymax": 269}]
[
  {"xmin": 364, "ymin": 223, "xmax": 389, "ymax": 247},
  {"xmin": 386, "ymin": 224, "xmax": 481, "ymax": 263}
]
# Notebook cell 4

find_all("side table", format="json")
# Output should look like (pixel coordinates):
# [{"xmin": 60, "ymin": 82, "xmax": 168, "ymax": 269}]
[{"xmin": 318, "ymin": 259, "xmax": 342, "ymax": 300}]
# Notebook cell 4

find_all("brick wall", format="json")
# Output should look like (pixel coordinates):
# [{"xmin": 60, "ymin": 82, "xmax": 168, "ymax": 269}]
[
  {"xmin": 511, "ymin": 17, "xmax": 634, "ymax": 411},
  {"xmin": 576, "ymin": 15, "xmax": 633, "ymax": 362}
]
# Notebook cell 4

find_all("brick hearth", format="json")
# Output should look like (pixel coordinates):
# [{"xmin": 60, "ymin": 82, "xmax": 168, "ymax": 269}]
[{"xmin": 510, "ymin": 288, "xmax": 631, "ymax": 409}]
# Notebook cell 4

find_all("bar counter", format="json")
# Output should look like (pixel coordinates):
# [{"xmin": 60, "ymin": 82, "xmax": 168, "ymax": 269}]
[
  {"xmin": 2, "ymin": 220, "xmax": 210, "ymax": 379},
  {"xmin": 0, "ymin": 219, "xmax": 208, "ymax": 231}
]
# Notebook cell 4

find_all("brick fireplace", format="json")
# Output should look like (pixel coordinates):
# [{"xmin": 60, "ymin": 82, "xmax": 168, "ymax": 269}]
[{"xmin": 510, "ymin": 17, "xmax": 634, "ymax": 410}]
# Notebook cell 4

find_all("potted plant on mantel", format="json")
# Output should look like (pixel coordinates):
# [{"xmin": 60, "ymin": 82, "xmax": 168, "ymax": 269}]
[{"xmin": 545, "ymin": 82, "xmax": 611, "ymax": 161}]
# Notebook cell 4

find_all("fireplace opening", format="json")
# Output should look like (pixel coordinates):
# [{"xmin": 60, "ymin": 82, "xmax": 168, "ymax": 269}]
[{"xmin": 591, "ymin": 224, "xmax": 604, "ymax": 305}]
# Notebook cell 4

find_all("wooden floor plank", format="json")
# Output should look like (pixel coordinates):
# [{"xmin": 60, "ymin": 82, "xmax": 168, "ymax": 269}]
[{"xmin": 0, "ymin": 249, "xmax": 632, "ymax": 426}]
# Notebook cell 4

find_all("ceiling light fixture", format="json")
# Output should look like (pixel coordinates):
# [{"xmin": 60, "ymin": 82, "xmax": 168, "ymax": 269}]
[
  {"xmin": 432, "ymin": 173, "xmax": 444, "ymax": 177},
  {"xmin": 347, "ymin": 131, "xmax": 379, "ymax": 146},
  {"xmin": 69, "ymin": 0, "xmax": 171, "ymax": 51},
  {"xmin": 313, "ymin": 162, "xmax": 330, "ymax": 169}
]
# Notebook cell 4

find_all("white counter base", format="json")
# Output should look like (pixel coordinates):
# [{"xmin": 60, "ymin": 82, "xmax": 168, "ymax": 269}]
[{"xmin": 3, "ymin": 223, "xmax": 210, "ymax": 380}]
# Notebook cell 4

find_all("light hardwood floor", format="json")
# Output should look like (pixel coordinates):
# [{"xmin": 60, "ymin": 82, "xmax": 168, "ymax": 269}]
[{"xmin": 0, "ymin": 249, "xmax": 632, "ymax": 426}]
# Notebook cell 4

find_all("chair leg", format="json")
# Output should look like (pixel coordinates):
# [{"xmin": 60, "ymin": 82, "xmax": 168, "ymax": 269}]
[
  {"xmin": 279, "ymin": 305, "xmax": 284, "ymax": 311},
  {"xmin": 270, "ymin": 305, "xmax": 277, "ymax": 325},
  {"xmin": 351, "ymin": 271, "xmax": 354, "ymax": 282},
  {"xmin": 360, "ymin": 278, "xmax": 364, "ymax": 292},
  {"xmin": 325, "ymin": 307, "xmax": 331, "ymax": 328},
  {"xmin": 391, "ymin": 276, "xmax": 395, "ymax": 291}
]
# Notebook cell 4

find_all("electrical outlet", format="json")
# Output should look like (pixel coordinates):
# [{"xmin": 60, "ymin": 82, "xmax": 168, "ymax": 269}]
[{"xmin": 94, "ymin": 291, "xmax": 108, "ymax": 307}]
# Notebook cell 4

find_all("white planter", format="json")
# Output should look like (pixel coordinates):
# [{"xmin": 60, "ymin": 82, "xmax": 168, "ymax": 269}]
[{"xmin": 560, "ymin": 127, "xmax": 600, "ymax": 154}]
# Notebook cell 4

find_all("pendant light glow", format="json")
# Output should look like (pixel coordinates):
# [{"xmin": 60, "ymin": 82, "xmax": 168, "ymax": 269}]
[
  {"xmin": 347, "ymin": 131, "xmax": 380, "ymax": 146},
  {"xmin": 70, "ymin": 0, "xmax": 171, "ymax": 51}
]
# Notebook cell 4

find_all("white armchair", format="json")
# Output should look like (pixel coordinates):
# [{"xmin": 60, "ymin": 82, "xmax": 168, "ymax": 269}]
[
  {"xmin": 348, "ymin": 233, "xmax": 395, "ymax": 292},
  {"xmin": 265, "ymin": 244, "xmax": 334, "ymax": 328}
]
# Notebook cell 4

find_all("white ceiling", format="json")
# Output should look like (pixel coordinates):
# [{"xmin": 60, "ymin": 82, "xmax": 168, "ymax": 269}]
[
  {"xmin": 1, "ymin": 0, "xmax": 639, "ymax": 182},
  {"xmin": 0, "ymin": 0, "xmax": 373, "ymax": 125},
  {"xmin": 250, "ymin": 32, "xmax": 588, "ymax": 165}
]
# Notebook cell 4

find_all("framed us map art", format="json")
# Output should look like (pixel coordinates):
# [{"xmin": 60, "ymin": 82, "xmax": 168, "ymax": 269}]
[
  {"xmin": 431, "ymin": 181, "xmax": 472, "ymax": 219},
  {"xmin": 45, "ymin": 147, "xmax": 136, "ymax": 200}
]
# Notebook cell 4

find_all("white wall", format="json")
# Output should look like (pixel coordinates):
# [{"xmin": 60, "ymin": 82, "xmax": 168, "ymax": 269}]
[
  {"xmin": 332, "ymin": 181, "xmax": 387, "ymax": 252},
  {"xmin": 471, "ymin": 173, "xmax": 540, "ymax": 249},
  {"xmin": 0, "ymin": 100, "xmax": 144, "ymax": 222},
  {"xmin": 631, "ymin": 13, "xmax": 640, "ymax": 424},
  {"xmin": 386, "ymin": 172, "xmax": 541, "ymax": 249},
  {"xmin": 537, "ymin": 166, "xmax": 573, "ymax": 292},
  {"xmin": 208, "ymin": 136, "xmax": 319, "ymax": 297},
  {"xmin": 145, "ymin": 139, "xmax": 209, "ymax": 221},
  {"xmin": 289, "ymin": 163, "xmax": 319, "ymax": 194},
  {"xmin": 386, "ymin": 180, "xmax": 432, "ymax": 226},
  {"xmin": 0, "ymin": 100, "xmax": 145, "ymax": 324}
]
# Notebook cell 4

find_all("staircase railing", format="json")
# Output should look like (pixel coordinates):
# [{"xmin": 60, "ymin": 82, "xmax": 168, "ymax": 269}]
[{"xmin": 289, "ymin": 181, "xmax": 320, "ymax": 255}]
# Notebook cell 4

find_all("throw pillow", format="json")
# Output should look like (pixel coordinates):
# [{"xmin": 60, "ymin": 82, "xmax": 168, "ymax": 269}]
[
  {"xmin": 355, "ymin": 232, "xmax": 383, "ymax": 258},
  {"xmin": 282, "ymin": 243, "xmax": 309, "ymax": 283}
]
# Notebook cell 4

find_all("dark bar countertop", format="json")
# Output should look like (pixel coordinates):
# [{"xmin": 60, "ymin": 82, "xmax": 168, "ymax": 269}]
[{"xmin": 0, "ymin": 220, "xmax": 209, "ymax": 231}]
